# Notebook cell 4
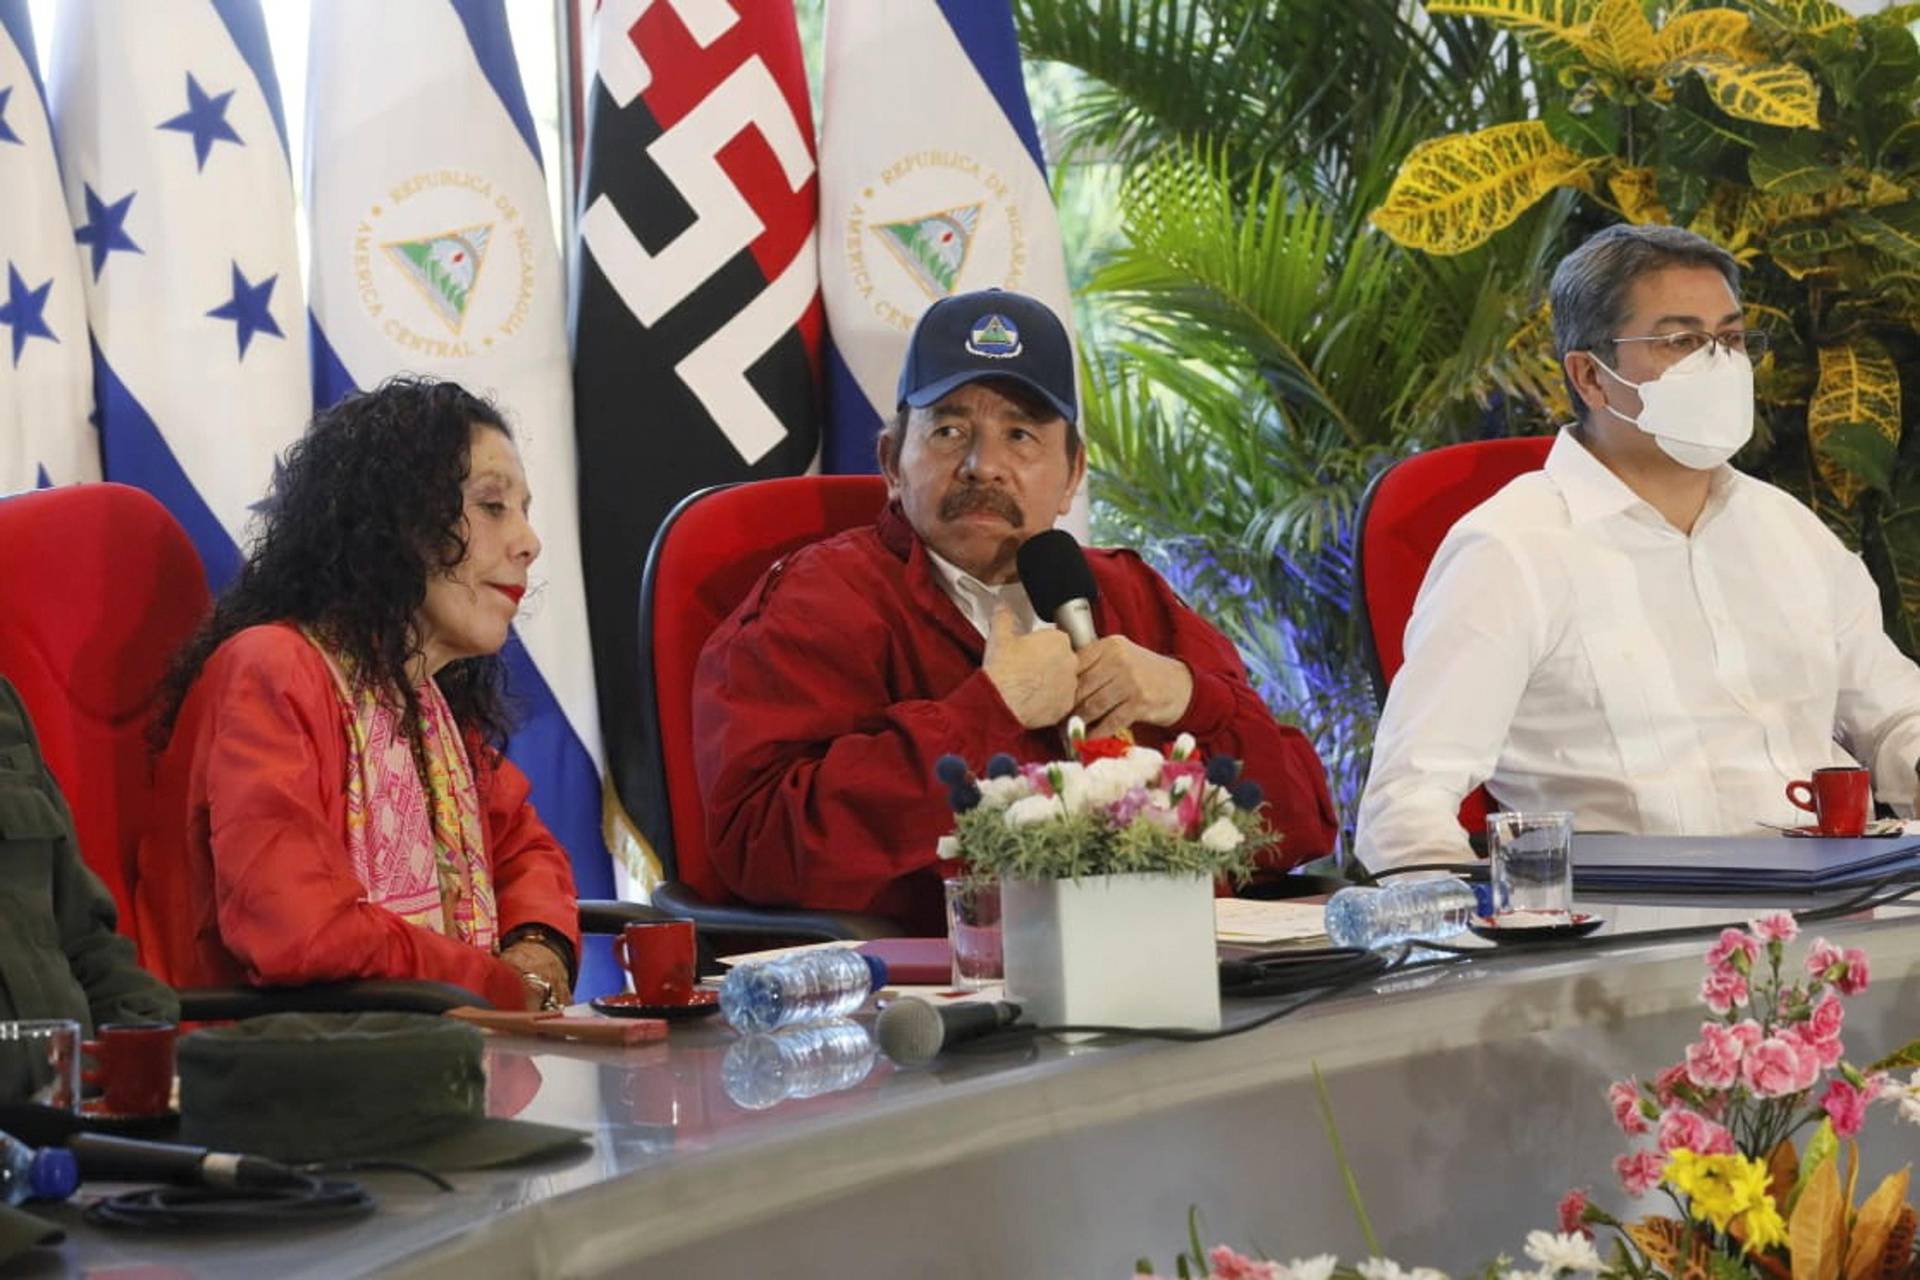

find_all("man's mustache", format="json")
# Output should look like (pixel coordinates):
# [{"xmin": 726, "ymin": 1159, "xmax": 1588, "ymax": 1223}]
[{"xmin": 940, "ymin": 486, "xmax": 1023, "ymax": 525}]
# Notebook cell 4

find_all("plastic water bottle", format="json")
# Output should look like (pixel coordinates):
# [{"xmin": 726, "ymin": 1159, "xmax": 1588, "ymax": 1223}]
[
  {"xmin": 720, "ymin": 1020, "xmax": 878, "ymax": 1110},
  {"xmin": 0, "ymin": 1130, "xmax": 78, "ymax": 1206},
  {"xmin": 1323, "ymin": 878, "xmax": 1480, "ymax": 949},
  {"xmin": 718, "ymin": 949, "xmax": 890, "ymax": 1033}
]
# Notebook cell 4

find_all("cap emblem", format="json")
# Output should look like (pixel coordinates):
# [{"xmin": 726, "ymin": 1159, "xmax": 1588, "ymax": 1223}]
[{"xmin": 965, "ymin": 313, "xmax": 1022, "ymax": 359}]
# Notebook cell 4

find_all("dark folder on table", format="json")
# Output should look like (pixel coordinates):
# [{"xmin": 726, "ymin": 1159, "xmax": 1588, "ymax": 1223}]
[{"xmin": 1572, "ymin": 834, "xmax": 1920, "ymax": 892}]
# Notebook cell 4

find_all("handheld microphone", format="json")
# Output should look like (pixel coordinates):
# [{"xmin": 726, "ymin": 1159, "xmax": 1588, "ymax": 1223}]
[
  {"xmin": 875, "ymin": 997, "xmax": 1023, "ymax": 1066},
  {"xmin": 1017, "ymin": 529, "xmax": 1099, "ymax": 651},
  {"xmin": 67, "ymin": 1132, "xmax": 305, "ymax": 1189}
]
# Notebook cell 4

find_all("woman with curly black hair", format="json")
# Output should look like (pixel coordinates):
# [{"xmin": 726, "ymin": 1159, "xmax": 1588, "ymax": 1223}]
[{"xmin": 135, "ymin": 377, "xmax": 578, "ymax": 1012}]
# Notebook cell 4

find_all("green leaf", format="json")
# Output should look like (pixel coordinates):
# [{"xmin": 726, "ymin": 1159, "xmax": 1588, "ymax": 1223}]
[
  {"xmin": 1868, "ymin": 1038, "xmax": 1920, "ymax": 1074},
  {"xmin": 1750, "ymin": 134, "xmax": 1845, "ymax": 194},
  {"xmin": 1541, "ymin": 99, "xmax": 1620, "ymax": 155},
  {"xmin": 1818, "ymin": 420, "xmax": 1898, "ymax": 495},
  {"xmin": 1789, "ymin": 1117, "xmax": 1840, "ymax": 1216},
  {"xmin": 1843, "ymin": 201, "xmax": 1920, "ymax": 266},
  {"xmin": 1313, "ymin": 1062, "xmax": 1382, "ymax": 1258}
]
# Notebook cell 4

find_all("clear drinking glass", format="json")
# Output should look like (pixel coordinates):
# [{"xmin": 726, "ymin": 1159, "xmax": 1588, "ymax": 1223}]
[
  {"xmin": 1487, "ymin": 811, "xmax": 1575, "ymax": 916},
  {"xmin": 943, "ymin": 878, "xmax": 1003, "ymax": 990},
  {"xmin": 0, "ymin": 1019, "xmax": 82, "ymax": 1110}
]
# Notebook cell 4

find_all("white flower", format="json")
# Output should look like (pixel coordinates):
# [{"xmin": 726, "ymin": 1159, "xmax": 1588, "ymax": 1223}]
[
  {"xmin": 1082, "ymin": 756, "xmax": 1150, "ymax": 807},
  {"xmin": 935, "ymin": 835, "xmax": 961, "ymax": 861},
  {"xmin": 1502, "ymin": 1270, "xmax": 1550, "ymax": 1280},
  {"xmin": 1065, "ymin": 714, "xmax": 1087, "ymax": 741},
  {"xmin": 1279, "ymin": 1255, "xmax": 1339, "ymax": 1280},
  {"xmin": 1358, "ymin": 1259, "xmax": 1445, "ymax": 1280},
  {"xmin": 1881, "ymin": 1072, "xmax": 1920, "ymax": 1126},
  {"xmin": 1171, "ymin": 774, "xmax": 1195, "ymax": 797},
  {"xmin": 1003, "ymin": 793, "xmax": 1066, "ymax": 828},
  {"xmin": 976, "ymin": 775, "xmax": 1028, "ymax": 810},
  {"xmin": 1200, "ymin": 816, "xmax": 1245, "ymax": 852},
  {"xmin": 1170, "ymin": 731, "xmax": 1197, "ymax": 760},
  {"xmin": 1051, "ymin": 762, "xmax": 1088, "ymax": 813},
  {"xmin": 1523, "ymin": 1231, "xmax": 1602, "ymax": 1275}
]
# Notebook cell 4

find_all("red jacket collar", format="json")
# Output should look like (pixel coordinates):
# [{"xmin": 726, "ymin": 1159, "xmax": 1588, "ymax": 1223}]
[{"xmin": 876, "ymin": 501, "xmax": 985, "ymax": 657}]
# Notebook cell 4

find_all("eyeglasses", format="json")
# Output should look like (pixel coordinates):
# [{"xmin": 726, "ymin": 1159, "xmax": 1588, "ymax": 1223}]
[{"xmin": 1607, "ymin": 329, "xmax": 1771, "ymax": 360}]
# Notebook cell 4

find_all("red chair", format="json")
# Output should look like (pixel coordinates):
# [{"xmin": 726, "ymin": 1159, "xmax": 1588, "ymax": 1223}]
[
  {"xmin": 1352, "ymin": 436, "xmax": 1555, "ymax": 833},
  {"xmin": 0, "ymin": 483, "xmax": 211, "ymax": 934},
  {"xmin": 636, "ymin": 474, "xmax": 900, "ymax": 940}
]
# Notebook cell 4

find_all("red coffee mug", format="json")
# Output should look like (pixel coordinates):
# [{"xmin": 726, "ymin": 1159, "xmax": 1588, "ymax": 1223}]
[
  {"xmin": 614, "ymin": 921, "xmax": 697, "ymax": 1005},
  {"xmin": 1786, "ymin": 766, "xmax": 1871, "ymax": 837},
  {"xmin": 81, "ymin": 1022, "xmax": 177, "ymax": 1116}
]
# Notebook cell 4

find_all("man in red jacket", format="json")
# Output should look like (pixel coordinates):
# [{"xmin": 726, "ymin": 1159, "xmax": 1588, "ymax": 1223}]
[{"xmin": 693, "ymin": 289, "xmax": 1338, "ymax": 933}]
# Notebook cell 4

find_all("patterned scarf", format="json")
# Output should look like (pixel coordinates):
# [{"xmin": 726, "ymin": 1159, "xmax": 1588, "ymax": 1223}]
[{"xmin": 303, "ymin": 629, "xmax": 498, "ymax": 949}]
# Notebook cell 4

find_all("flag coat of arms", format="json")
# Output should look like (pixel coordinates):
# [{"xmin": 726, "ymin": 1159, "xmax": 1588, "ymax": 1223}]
[
  {"xmin": 0, "ymin": 0, "xmax": 94, "ymax": 493},
  {"xmin": 49, "ymin": 0, "xmax": 309, "ymax": 585},
  {"xmin": 572, "ymin": 0, "xmax": 824, "ymax": 849},
  {"xmin": 816, "ymin": 0, "xmax": 1077, "ymax": 490},
  {"xmin": 305, "ymin": 0, "xmax": 620, "ymax": 991}
]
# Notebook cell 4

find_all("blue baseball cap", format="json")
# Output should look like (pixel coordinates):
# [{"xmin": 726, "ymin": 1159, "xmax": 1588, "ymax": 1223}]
[{"xmin": 895, "ymin": 288, "xmax": 1077, "ymax": 425}]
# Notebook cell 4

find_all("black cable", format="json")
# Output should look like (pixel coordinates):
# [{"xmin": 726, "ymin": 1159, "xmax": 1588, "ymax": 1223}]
[
  {"xmin": 84, "ymin": 1173, "xmax": 376, "ymax": 1230},
  {"xmin": 80, "ymin": 1159, "xmax": 452, "ymax": 1231}
]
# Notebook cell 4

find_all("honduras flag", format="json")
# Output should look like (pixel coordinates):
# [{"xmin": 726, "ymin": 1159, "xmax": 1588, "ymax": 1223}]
[
  {"xmin": 49, "ymin": 0, "xmax": 309, "ymax": 584},
  {"xmin": 817, "ymin": 0, "xmax": 1080, "ymax": 527},
  {"xmin": 0, "ymin": 0, "xmax": 94, "ymax": 494},
  {"xmin": 306, "ymin": 0, "xmax": 620, "ymax": 996}
]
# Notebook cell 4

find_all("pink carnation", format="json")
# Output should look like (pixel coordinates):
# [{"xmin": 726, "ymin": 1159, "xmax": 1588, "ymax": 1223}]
[
  {"xmin": 1608, "ymin": 1080, "xmax": 1650, "ymax": 1136},
  {"xmin": 1700, "ymin": 969, "xmax": 1749, "ymax": 1015},
  {"xmin": 1616, "ymin": 1149, "xmax": 1666, "ymax": 1197},
  {"xmin": 1783, "ymin": 1024, "xmax": 1844, "ymax": 1071},
  {"xmin": 1748, "ymin": 911, "xmax": 1799, "ymax": 944},
  {"xmin": 1206, "ymin": 1245, "xmax": 1282, "ymax": 1280},
  {"xmin": 1838, "ymin": 947, "xmax": 1871, "ymax": 996},
  {"xmin": 1707, "ymin": 927, "xmax": 1762, "ymax": 975},
  {"xmin": 1821, "ymin": 1077, "xmax": 1875, "ymax": 1139},
  {"xmin": 1806, "ymin": 938, "xmax": 1844, "ymax": 980},
  {"xmin": 1743, "ymin": 1035, "xmax": 1820, "ymax": 1098},
  {"xmin": 1559, "ymin": 1188, "xmax": 1593, "ymax": 1240},
  {"xmin": 1807, "ymin": 991, "xmax": 1846, "ymax": 1041},
  {"xmin": 1656, "ymin": 1107, "xmax": 1735, "ymax": 1156},
  {"xmin": 1652, "ymin": 1064, "xmax": 1691, "ymax": 1109},
  {"xmin": 1685, "ymin": 1022, "xmax": 1747, "ymax": 1090}
]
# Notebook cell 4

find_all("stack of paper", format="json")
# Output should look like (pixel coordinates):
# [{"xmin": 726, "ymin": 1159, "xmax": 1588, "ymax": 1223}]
[{"xmin": 1214, "ymin": 898, "xmax": 1328, "ymax": 946}]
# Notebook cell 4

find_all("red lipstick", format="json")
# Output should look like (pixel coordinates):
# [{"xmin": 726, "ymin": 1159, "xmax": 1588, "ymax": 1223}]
[{"xmin": 492, "ymin": 584, "xmax": 525, "ymax": 605}]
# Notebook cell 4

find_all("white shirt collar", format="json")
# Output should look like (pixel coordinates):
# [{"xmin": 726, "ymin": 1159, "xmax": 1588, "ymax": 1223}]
[
  {"xmin": 1546, "ymin": 426, "xmax": 1740, "ymax": 529},
  {"xmin": 924, "ymin": 547, "xmax": 1044, "ymax": 639}
]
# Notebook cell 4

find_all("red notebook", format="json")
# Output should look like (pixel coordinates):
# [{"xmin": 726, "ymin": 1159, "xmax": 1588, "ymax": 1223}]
[{"xmin": 855, "ymin": 938, "xmax": 953, "ymax": 986}]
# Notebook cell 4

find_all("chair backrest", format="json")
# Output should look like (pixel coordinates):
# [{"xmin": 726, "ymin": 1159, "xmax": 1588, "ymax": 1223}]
[
  {"xmin": 1353, "ymin": 436, "xmax": 1554, "ymax": 832},
  {"xmin": 0, "ymin": 483, "xmax": 211, "ymax": 933},
  {"xmin": 638, "ymin": 474, "xmax": 891, "ymax": 904}
]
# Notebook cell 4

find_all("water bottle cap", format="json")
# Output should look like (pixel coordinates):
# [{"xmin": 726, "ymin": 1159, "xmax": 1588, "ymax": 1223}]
[
  {"xmin": 1470, "ymin": 880, "xmax": 1494, "ymax": 917},
  {"xmin": 859, "ymin": 952, "xmax": 888, "ymax": 992},
  {"xmin": 28, "ymin": 1148, "xmax": 78, "ymax": 1200}
]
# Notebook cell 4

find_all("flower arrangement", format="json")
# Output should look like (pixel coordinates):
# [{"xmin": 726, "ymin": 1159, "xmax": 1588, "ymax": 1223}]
[
  {"xmin": 933, "ymin": 717, "xmax": 1272, "ymax": 884},
  {"xmin": 1136, "ymin": 914, "xmax": 1920, "ymax": 1280}
]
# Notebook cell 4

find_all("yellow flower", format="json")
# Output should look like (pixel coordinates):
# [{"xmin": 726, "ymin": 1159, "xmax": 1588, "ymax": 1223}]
[{"xmin": 1663, "ymin": 1150, "xmax": 1783, "ymax": 1253}]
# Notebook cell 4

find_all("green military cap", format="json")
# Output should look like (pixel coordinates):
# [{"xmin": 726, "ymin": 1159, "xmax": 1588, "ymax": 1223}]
[{"xmin": 177, "ymin": 1012, "xmax": 587, "ymax": 1171}]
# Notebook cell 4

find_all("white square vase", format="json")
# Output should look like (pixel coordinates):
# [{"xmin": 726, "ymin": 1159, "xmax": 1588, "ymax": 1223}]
[{"xmin": 1000, "ymin": 872, "xmax": 1220, "ymax": 1033}]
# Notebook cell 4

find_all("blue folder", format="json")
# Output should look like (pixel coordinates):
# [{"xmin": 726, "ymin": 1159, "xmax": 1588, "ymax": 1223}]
[{"xmin": 1571, "ymin": 834, "xmax": 1920, "ymax": 892}]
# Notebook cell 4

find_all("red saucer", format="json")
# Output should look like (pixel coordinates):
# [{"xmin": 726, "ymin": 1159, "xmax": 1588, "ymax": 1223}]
[{"xmin": 592, "ymin": 989, "xmax": 722, "ymax": 1021}]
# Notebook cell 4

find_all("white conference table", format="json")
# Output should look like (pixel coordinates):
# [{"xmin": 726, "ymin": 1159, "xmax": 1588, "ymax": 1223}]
[{"xmin": 28, "ymin": 891, "xmax": 1920, "ymax": 1279}]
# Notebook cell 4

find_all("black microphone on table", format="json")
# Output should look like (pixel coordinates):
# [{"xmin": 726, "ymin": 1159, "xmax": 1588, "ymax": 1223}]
[
  {"xmin": 66, "ymin": 1133, "xmax": 306, "ymax": 1188},
  {"xmin": 875, "ymin": 997, "xmax": 1024, "ymax": 1066},
  {"xmin": 1017, "ymin": 529, "xmax": 1099, "ymax": 651}
]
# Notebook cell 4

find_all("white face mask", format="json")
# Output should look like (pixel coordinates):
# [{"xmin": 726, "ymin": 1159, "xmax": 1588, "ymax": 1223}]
[{"xmin": 1590, "ymin": 344, "xmax": 1754, "ymax": 470}]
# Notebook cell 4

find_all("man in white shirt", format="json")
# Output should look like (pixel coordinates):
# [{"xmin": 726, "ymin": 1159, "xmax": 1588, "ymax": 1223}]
[{"xmin": 1356, "ymin": 223, "xmax": 1920, "ymax": 872}]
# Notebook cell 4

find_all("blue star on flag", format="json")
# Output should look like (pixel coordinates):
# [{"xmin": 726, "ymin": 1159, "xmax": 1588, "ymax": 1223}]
[
  {"xmin": 0, "ymin": 86, "xmax": 21, "ymax": 146},
  {"xmin": 206, "ymin": 261, "xmax": 283, "ymax": 358},
  {"xmin": 0, "ymin": 262, "xmax": 57, "ymax": 367},
  {"xmin": 156, "ymin": 73, "xmax": 242, "ymax": 171},
  {"xmin": 73, "ymin": 186, "xmax": 142, "ymax": 279}
]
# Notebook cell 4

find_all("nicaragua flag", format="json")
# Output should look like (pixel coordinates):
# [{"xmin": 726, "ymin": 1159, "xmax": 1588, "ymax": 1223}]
[
  {"xmin": 817, "ymin": 0, "xmax": 1080, "ymax": 517},
  {"xmin": 49, "ymin": 0, "xmax": 309, "ymax": 585},
  {"xmin": 306, "ymin": 0, "xmax": 620, "ymax": 997},
  {"xmin": 0, "ymin": 0, "xmax": 94, "ymax": 494},
  {"xmin": 572, "ymin": 0, "xmax": 823, "ymax": 856}
]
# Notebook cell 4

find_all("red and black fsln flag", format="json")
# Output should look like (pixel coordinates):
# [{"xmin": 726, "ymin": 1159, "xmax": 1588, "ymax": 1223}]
[{"xmin": 572, "ymin": 0, "xmax": 824, "ymax": 842}]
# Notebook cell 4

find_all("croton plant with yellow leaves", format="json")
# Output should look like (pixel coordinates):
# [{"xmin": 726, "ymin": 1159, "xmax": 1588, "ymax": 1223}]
[{"xmin": 1371, "ymin": 0, "xmax": 1920, "ymax": 651}]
